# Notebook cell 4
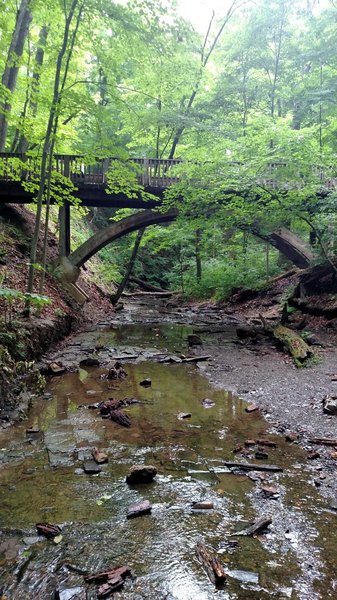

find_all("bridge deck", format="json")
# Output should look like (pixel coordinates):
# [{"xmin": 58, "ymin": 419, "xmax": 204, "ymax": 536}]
[{"xmin": 0, "ymin": 152, "xmax": 336, "ymax": 208}]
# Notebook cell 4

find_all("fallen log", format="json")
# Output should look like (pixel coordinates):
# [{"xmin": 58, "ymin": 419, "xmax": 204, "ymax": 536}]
[
  {"xmin": 231, "ymin": 516, "xmax": 272, "ymax": 537},
  {"xmin": 308, "ymin": 438, "xmax": 337, "ymax": 446},
  {"xmin": 196, "ymin": 541, "xmax": 227, "ymax": 586},
  {"xmin": 181, "ymin": 355, "xmax": 210, "ymax": 363},
  {"xmin": 272, "ymin": 325, "xmax": 312, "ymax": 364},
  {"xmin": 123, "ymin": 290, "xmax": 173, "ymax": 298},
  {"xmin": 224, "ymin": 461, "xmax": 283, "ymax": 473},
  {"xmin": 111, "ymin": 410, "xmax": 131, "ymax": 427},
  {"xmin": 85, "ymin": 565, "xmax": 131, "ymax": 584},
  {"xmin": 129, "ymin": 276, "xmax": 169, "ymax": 293}
]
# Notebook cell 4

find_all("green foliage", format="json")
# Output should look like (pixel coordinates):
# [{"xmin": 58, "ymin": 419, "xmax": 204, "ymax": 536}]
[{"xmin": 0, "ymin": 287, "xmax": 51, "ymax": 322}]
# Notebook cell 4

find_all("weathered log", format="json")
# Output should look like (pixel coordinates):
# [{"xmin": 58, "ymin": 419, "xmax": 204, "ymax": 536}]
[
  {"xmin": 224, "ymin": 461, "xmax": 283, "ymax": 473},
  {"xmin": 111, "ymin": 410, "xmax": 131, "ymax": 427},
  {"xmin": 272, "ymin": 325, "xmax": 312, "ymax": 363},
  {"xmin": 181, "ymin": 355, "xmax": 210, "ymax": 363},
  {"xmin": 85, "ymin": 565, "xmax": 131, "ymax": 583},
  {"xmin": 129, "ymin": 276, "xmax": 169, "ymax": 293},
  {"xmin": 231, "ymin": 516, "xmax": 272, "ymax": 537},
  {"xmin": 196, "ymin": 541, "xmax": 227, "ymax": 586},
  {"xmin": 308, "ymin": 438, "xmax": 337, "ymax": 446}
]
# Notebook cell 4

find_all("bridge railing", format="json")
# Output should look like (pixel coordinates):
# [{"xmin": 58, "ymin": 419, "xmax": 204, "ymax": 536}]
[
  {"xmin": 0, "ymin": 153, "xmax": 183, "ymax": 189},
  {"xmin": 1, "ymin": 152, "xmax": 337, "ymax": 190}
]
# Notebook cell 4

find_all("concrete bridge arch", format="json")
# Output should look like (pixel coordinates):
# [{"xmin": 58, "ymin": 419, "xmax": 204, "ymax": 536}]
[{"xmin": 55, "ymin": 207, "xmax": 313, "ymax": 300}]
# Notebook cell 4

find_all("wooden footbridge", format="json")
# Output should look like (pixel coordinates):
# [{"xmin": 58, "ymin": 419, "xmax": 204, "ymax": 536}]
[{"xmin": 0, "ymin": 152, "xmax": 317, "ymax": 302}]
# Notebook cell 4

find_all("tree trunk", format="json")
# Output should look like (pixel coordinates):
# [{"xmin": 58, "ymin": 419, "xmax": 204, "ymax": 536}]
[
  {"xmin": 111, "ymin": 228, "xmax": 145, "ymax": 305},
  {"xmin": 15, "ymin": 25, "xmax": 49, "ymax": 154},
  {"xmin": 27, "ymin": 0, "xmax": 81, "ymax": 298},
  {"xmin": 0, "ymin": 0, "xmax": 32, "ymax": 151},
  {"xmin": 195, "ymin": 229, "xmax": 202, "ymax": 281}
]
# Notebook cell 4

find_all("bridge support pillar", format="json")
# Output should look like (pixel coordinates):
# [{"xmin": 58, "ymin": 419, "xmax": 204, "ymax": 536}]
[
  {"xmin": 58, "ymin": 201, "xmax": 71, "ymax": 257},
  {"xmin": 53, "ymin": 256, "xmax": 88, "ymax": 305}
]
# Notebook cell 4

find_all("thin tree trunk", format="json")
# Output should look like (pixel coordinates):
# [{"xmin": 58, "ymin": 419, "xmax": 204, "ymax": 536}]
[
  {"xmin": 0, "ymin": 0, "xmax": 32, "ymax": 151},
  {"xmin": 195, "ymin": 229, "xmax": 202, "ymax": 281},
  {"xmin": 15, "ymin": 25, "xmax": 49, "ymax": 154},
  {"xmin": 38, "ymin": 7, "xmax": 83, "ymax": 294},
  {"xmin": 167, "ymin": 0, "xmax": 240, "ymax": 160},
  {"xmin": 27, "ymin": 0, "xmax": 81, "ymax": 299},
  {"xmin": 111, "ymin": 228, "xmax": 145, "ymax": 305}
]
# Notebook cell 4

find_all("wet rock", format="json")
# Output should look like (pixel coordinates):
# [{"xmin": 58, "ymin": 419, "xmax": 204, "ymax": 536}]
[
  {"xmin": 328, "ymin": 499, "xmax": 337, "ymax": 511},
  {"xmin": 22, "ymin": 536, "xmax": 42, "ymax": 545},
  {"xmin": 255, "ymin": 450, "xmax": 269, "ymax": 460},
  {"xmin": 177, "ymin": 412, "xmax": 192, "ymax": 420},
  {"xmin": 191, "ymin": 501, "xmax": 214, "ymax": 510},
  {"xmin": 236, "ymin": 325, "xmax": 257, "ymax": 340},
  {"xmin": 126, "ymin": 464, "xmax": 157, "ymax": 484},
  {"xmin": 245, "ymin": 403, "xmax": 259, "ymax": 413},
  {"xmin": 127, "ymin": 499, "xmax": 152, "ymax": 519},
  {"xmin": 83, "ymin": 460, "xmax": 102, "ymax": 474},
  {"xmin": 233, "ymin": 444, "xmax": 243, "ymax": 454},
  {"xmin": 139, "ymin": 378, "xmax": 152, "ymax": 387},
  {"xmin": 285, "ymin": 432, "xmax": 299, "ymax": 442},
  {"xmin": 56, "ymin": 588, "xmax": 85, "ymax": 600},
  {"xmin": 46, "ymin": 361, "xmax": 66, "ymax": 375},
  {"xmin": 305, "ymin": 333, "xmax": 323, "ymax": 346},
  {"xmin": 201, "ymin": 398, "xmax": 215, "ymax": 408},
  {"xmin": 79, "ymin": 356, "xmax": 100, "ymax": 367},
  {"xmin": 36, "ymin": 522, "xmax": 61, "ymax": 538},
  {"xmin": 256, "ymin": 439, "xmax": 277, "ymax": 448},
  {"xmin": 187, "ymin": 334, "xmax": 202, "ymax": 346},
  {"xmin": 92, "ymin": 448, "xmax": 108, "ymax": 464},
  {"xmin": 261, "ymin": 485, "xmax": 279, "ymax": 498},
  {"xmin": 106, "ymin": 361, "xmax": 128, "ymax": 380},
  {"xmin": 307, "ymin": 451, "xmax": 320, "ymax": 460},
  {"xmin": 323, "ymin": 395, "xmax": 337, "ymax": 415}
]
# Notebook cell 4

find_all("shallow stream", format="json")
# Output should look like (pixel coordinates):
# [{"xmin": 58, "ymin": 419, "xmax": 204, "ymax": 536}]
[{"xmin": 1, "ymin": 315, "xmax": 337, "ymax": 599}]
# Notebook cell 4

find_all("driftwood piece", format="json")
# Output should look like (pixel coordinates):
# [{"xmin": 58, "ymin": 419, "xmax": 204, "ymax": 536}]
[
  {"xmin": 231, "ymin": 516, "xmax": 272, "ymax": 537},
  {"xmin": 196, "ymin": 541, "xmax": 227, "ymax": 586},
  {"xmin": 224, "ymin": 461, "xmax": 283, "ymax": 473},
  {"xmin": 85, "ymin": 565, "xmax": 131, "ymax": 584},
  {"xmin": 181, "ymin": 355, "xmax": 210, "ymax": 363},
  {"xmin": 111, "ymin": 410, "xmax": 131, "ymax": 427},
  {"xmin": 308, "ymin": 438, "xmax": 337, "ymax": 446}
]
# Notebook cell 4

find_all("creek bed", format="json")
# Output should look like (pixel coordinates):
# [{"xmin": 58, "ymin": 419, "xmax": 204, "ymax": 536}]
[{"xmin": 0, "ymin": 321, "xmax": 337, "ymax": 599}]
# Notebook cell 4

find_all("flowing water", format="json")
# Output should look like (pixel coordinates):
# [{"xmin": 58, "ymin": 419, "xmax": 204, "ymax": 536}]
[{"xmin": 0, "ymin": 314, "xmax": 337, "ymax": 599}]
